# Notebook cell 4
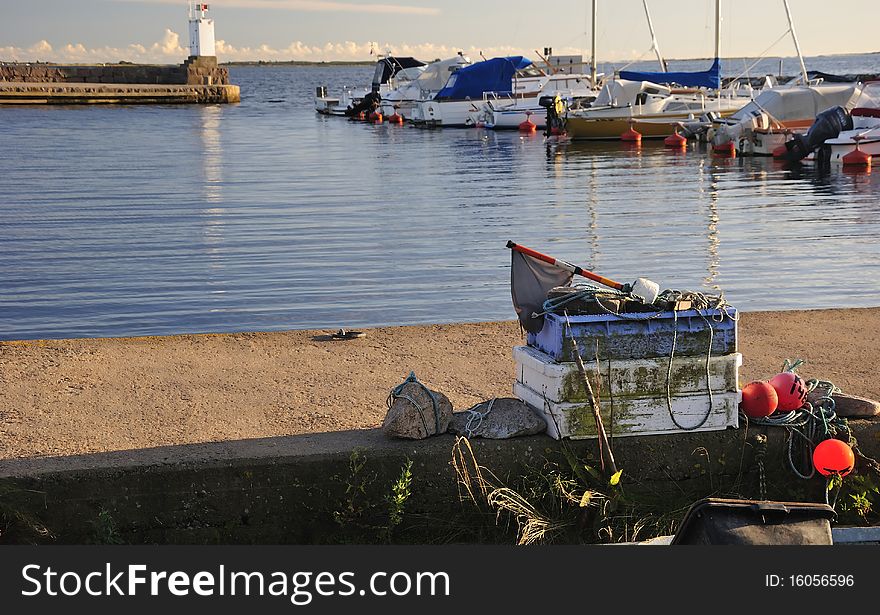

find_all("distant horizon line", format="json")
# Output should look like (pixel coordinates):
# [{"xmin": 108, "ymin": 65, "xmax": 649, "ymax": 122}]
[{"xmin": 4, "ymin": 49, "xmax": 877, "ymax": 67}]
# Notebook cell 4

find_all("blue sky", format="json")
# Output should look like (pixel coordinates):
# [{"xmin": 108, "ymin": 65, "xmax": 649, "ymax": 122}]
[{"xmin": 1, "ymin": 0, "xmax": 878, "ymax": 63}]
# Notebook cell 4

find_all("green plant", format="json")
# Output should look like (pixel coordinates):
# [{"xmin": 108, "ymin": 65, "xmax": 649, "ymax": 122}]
[
  {"xmin": 384, "ymin": 459, "xmax": 413, "ymax": 541},
  {"xmin": 837, "ymin": 473, "xmax": 880, "ymax": 525},
  {"xmin": 452, "ymin": 437, "xmax": 697, "ymax": 545},
  {"xmin": 91, "ymin": 508, "xmax": 124, "ymax": 545},
  {"xmin": 332, "ymin": 450, "xmax": 375, "ymax": 527},
  {"xmin": 329, "ymin": 451, "xmax": 417, "ymax": 544}
]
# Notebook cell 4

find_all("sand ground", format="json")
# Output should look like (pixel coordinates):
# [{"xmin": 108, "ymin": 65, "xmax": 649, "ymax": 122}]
[{"xmin": 1, "ymin": 308, "xmax": 878, "ymax": 460}]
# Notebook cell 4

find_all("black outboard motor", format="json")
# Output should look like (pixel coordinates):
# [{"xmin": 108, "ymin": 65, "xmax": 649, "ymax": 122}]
[
  {"xmin": 539, "ymin": 94, "xmax": 565, "ymax": 137},
  {"xmin": 782, "ymin": 106, "xmax": 853, "ymax": 162},
  {"xmin": 345, "ymin": 89, "xmax": 382, "ymax": 118}
]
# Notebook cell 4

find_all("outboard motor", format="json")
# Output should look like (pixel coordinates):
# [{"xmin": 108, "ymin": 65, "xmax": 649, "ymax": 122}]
[
  {"xmin": 345, "ymin": 89, "xmax": 382, "ymax": 117},
  {"xmin": 539, "ymin": 94, "xmax": 566, "ymax": 137},
  {"xmin": 781, "ymin": 106, "xmax": 853, "ymax": 162}
]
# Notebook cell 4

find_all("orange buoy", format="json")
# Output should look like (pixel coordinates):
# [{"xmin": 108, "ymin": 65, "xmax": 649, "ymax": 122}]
[
  {"xmin": 842, "ymin": 139, "xmax": 871, "ymax": 167},
  {"xmin": 388, "ymin": 113, "xmax": 404, "ymax": 124},
  {"xmin": 769, "ymin": 372, "xmax": 808, "ymax": 412},
  {"xmin": 712, "ymin": 141, "xmax": 736, "ymax": 156},
  {"xmin": 664, "ymin": 130, "xmax": 687, "ymax": 148},
  {"xmin": 740, "ymin": 381, "xmax": 779, "ymax": 418},
  {"xmin": 621, "ymin": 126, "xmax": 642, "ymax": 142},
  {"xmin": 519, "ymin": 113, "xmax": 537, "ymax": 133},
  {"xmin": 813, "ymin": 438, "xmax": 855, "ymax": 477},
  {"xmin": 369, "ymin": 111, "xmax": 383, "ymax": 123},
  {"xmin": 356, "ymin": 111, "xmax": 366, "ymax": 121},
  {"xmin": 772, "ymin": 145, "xmax": 788, "ymax": 159}
]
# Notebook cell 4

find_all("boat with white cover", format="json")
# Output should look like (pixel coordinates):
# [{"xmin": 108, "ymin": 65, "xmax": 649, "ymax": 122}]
[
  {"xmin": 377, "ymin": 53, "xmax": 472, "ymax": 120},
  {"xmin": 314, "ymin": 56, "xmax": 426, "ymax": 116}
]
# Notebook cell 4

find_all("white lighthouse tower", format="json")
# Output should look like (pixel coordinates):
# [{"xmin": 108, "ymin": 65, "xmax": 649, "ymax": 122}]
[{"xmin": 188, "ymin": 2, "xmax": 216, "ymax": 58}]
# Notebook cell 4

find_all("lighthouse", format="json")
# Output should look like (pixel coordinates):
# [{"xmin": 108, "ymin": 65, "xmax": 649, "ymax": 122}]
[{"xmin": 188, "ymin": 2, "xmax": 216, "ymax": 58}]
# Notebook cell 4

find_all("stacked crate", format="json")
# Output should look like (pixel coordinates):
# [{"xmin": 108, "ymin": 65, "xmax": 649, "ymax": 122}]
[{"xmin": 513, "ymin": 307, "xmax": 741, "ymax": 440}]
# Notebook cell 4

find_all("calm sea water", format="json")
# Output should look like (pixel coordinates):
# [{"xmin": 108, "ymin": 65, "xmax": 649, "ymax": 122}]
[{"xmin": 1, "ymin": 53, "xmax": 878, "ymax": 341}]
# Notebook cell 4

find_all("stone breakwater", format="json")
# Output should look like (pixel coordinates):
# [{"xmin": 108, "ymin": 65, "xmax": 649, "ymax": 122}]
[
  {"xmin": 0, "ymin": 56, "xmax": 238, "ymax": 104},
  {"xmin": 0, "ymin": 56, "xmax": 229, "ymax": 85},
  {"xmin": 0, "ymin": 82, "xmax": 240, "ymax": 104}
]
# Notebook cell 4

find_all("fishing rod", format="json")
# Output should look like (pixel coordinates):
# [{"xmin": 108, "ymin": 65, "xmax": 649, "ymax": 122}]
[{"xmin": 506, "ymin": 240, "xmax": 661, "ymax": 304}]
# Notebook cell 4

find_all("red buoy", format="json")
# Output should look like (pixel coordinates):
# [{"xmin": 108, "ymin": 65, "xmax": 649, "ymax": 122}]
[
  {"xmin": 356, "ymin": 111, "xmax": 366, "ymax": 121},
  {"xmin": 621, "ymin": 125, "xmax": 642, "ymax": 142},
  {"xmin": 842, "ymin": 141, "xmax": 871, "ymax": 168},
  {"xmin": 369, "ymin": 111, "xmax": 383, "ymax": 123},
  {"xmin": 519, "ymin": 113, "xmax": 537, "ymax": 133},
  {"xmin": 740, "ymin": 381, "xmax": 779, "ymax": 418},
  {"xmin": 388, "ymin": 113, "xmax": 404, "ymax": 124},
  {"xmin": 769, "ymin": 372, "xmax": 808, "ymax": 412},
  {"xmin": 813, "ymin": 438, "xmax": 855, "ymax": 477},
  {"xmin": 664, "ymin": 130, "xmax": 687, "ymax": 148},
  {"xmin": 712, "ymin": 141, "xmax": 736, "ymax": 156},
  {"xmin": 772, "ymin": 145, "xmax": 788, "ymax": 159}
]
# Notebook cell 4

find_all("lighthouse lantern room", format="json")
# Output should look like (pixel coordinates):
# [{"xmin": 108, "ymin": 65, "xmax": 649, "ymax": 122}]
[{"xmin": 188, "ymin": 2, "xmax": 216, "ymax": 58}]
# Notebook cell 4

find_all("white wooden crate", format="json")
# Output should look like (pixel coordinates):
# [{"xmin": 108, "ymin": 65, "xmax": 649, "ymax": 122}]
[
  {"xmin": 514, "ymin": 345, "xmax": 741, "ymax": 404},
  {"xmin": 513, "ymin": 381, "xmax": 740, "ymax": 440}
]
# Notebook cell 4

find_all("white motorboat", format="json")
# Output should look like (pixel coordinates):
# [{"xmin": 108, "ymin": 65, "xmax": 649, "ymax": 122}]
[
  {"xmin": 377, "ymin": 53, "xmax": 472, "ymax": 120},
  {"xmin": 314, "ymin": 56, "xmax": 426, "ymax": 116},
  {"xmin": 471, "ymin": 68, "xmax": 599, "ymax": 130},
  {"xmin": 711, "ymin": 83, "xmax": 865, "ymax": 155},
  {"xmin": 824, "ymin": 82, "xmax": 880, "ymax": 163},
  {"xmin": 410, "ymin": 56, "xmax": 547, "ymax": 128}
]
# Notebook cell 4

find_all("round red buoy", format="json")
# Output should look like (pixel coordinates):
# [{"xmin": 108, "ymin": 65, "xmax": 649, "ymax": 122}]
[
  {"xmin": 740, "ymin": 381, "xmax": 779, "ymax": 418},
  {"xmin": 664, "ymin": 130, "xmax": 687, "ymax": 148},
  {"xmin": 772, "ymin": 145, "xmax": 788, "ymax": 159},
  {"xmin": 356, "ymin": 111, "xmax": 366, "ymax": 121},
  {"xmin": 388, "ymin": 113, "xmax": 403, "ymax": 124},
  {"xmin": 813, "ymin": 438, "xmax": 855, "ymax": 477},
  {"xmin": 712, "ymin": 141, "xmax": 736, "ymax": 156},
  {"xmin": 842, "ymin": 147, "xmax": 871, "ymax": 167},
  {"xmin": 768, "ymin": 372, "xmax": 808, "ymax": 412},
  {"xmin": 369, "ymin": 111, "xmax": 383, "ymax": 123},
  {"xmin": 621, "ymin": 126, "xmax": 642, "ymax": 142},
  {"xmin": 519, "ymin": 119, "xmax": 537, "ymax": 133}
]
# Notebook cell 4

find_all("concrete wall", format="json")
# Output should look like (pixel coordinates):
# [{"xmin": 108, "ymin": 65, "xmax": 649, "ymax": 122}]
[
  {"xmin": 2, "ymin": 420, "xmax": 877, "ymax": 545},
  {"xmin": 0, "ymin": 56, "xmax": 229, "ymax": 86}
]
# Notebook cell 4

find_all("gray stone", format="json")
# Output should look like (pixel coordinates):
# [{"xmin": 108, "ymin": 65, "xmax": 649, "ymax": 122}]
[
  {"xmin": 807, "ymin": 390, "xmax": 880, "ymax": 418},
  {"xmin": 448, "ymin": 398, "xmax": 547, "ymax": 439},
  {"xmin": 382, "ymin": 380, "xmax": 453, "ymax": 440}
]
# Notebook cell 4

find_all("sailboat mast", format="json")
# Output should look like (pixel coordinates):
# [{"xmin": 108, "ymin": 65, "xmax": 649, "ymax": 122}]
[
  {"xmin": 714, "ymin": 0, "xmax": 721, "ymax": 60},
  {"xmin": 642, "ymin": 0, "xmax": 667, "ymax": 72},
  {"xmin": 782, "ymin": 0, "xmax": 809, "ymax": 84},
  {"xmin": 590, "ymin": 0, "xmax": 597, "ymax": 84}
]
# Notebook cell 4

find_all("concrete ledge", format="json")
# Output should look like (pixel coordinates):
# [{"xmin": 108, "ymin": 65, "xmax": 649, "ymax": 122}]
[{"xmin": 1, "ymin": 419, "xmax": 878, "ymax": 544}]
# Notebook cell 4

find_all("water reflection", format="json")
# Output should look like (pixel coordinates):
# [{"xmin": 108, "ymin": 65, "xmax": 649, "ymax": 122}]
[{"xmin": 1, "ymin": 65, "xmax": 879, "ymax": 341}]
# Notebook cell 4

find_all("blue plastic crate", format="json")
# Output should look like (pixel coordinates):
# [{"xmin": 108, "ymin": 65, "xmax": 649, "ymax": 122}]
[{"xmin": 526, "ymin": 308, "xmax": 738, "ymax": 362}]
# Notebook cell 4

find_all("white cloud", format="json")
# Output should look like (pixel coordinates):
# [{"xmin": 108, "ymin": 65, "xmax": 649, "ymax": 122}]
[
  {"xmin": 113, "ymin": 0, "xmax": 440, "ymax": 16},
  {"xmin": 0, "ymin": 30, "xmax": 566, "ymax": 64}
]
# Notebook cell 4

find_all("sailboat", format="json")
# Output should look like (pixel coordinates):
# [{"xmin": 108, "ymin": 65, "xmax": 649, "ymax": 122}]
[
  {"xmin": 565, "ymin": 0, "xmax": 753, "ymax": 140},
  {"xmin": 710, "ymin": 0, "xmax": 867, "ymax": 156}
]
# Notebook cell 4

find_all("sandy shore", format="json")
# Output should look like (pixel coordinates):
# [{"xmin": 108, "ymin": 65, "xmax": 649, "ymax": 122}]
[{"xmin": 1, "ymin": 308, "xmax": 878, "ymax": 460}]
